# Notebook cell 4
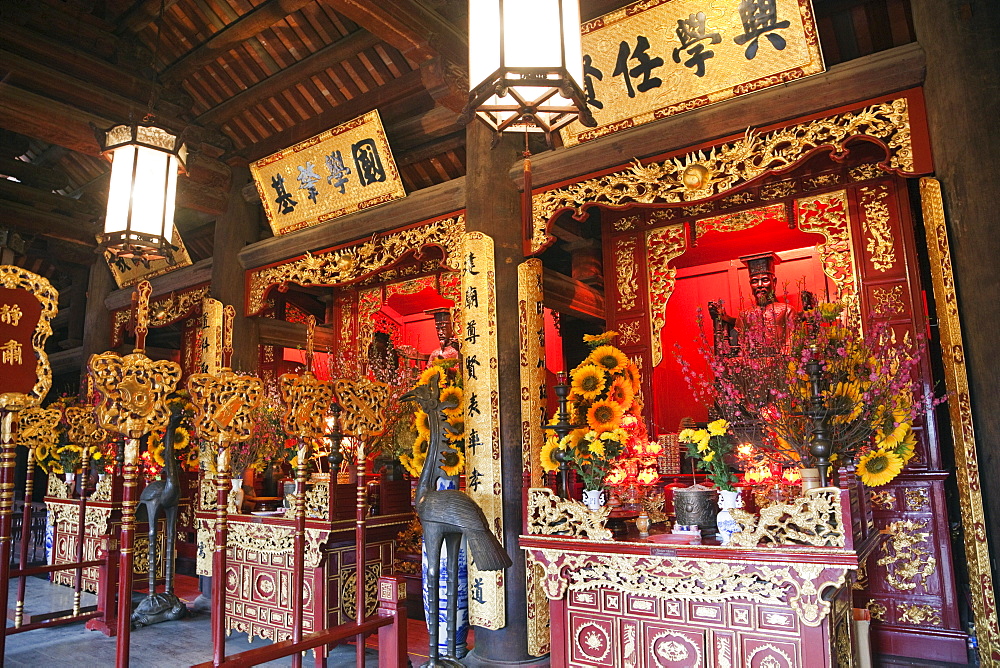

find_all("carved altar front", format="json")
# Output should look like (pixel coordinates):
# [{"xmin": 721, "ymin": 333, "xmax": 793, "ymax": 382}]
[
  {"xmin": 522, "ymin": 533, "xmax": 873, "ymax": 667},
  {"xmin": 194, "ymin": 477, "xmax": 412, "ymax": 644},
  {"xmin": 45, "ymin": 487, "xmax": 168, "ymax": 593}
]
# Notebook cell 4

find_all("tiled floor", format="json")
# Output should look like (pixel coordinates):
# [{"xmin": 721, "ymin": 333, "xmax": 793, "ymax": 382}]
[{"xmin": 4, "ymin": 575, "xmax": 455, "ymax": 667}]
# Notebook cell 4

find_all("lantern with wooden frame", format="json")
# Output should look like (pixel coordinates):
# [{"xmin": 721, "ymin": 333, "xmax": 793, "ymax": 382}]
[
  {"xmin": 465, "ymin": 0, "xmax": 596, "ymax": 134},
  {"xmin": 97, "ymin": 122, "xmax": 187, "ymax": 264}
]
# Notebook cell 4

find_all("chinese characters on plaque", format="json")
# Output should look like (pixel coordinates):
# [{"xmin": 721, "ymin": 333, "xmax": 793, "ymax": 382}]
[
  {"xmin": 459, "ymin": 232, "xmax": 506, "ymax": 630},
  {"xmin": 0, "ymin": 267, "xmax": 59, "ymax": 403},
  {"xmin": 250, "ymin": 110, "xmax": 406, "ymax": 236},
  {"xmin": 562, "ymin": 0, "xmax": 824, "ymax": 145}
]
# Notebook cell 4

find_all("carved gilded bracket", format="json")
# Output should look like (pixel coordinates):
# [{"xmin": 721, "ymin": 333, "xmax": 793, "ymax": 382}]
[
  {"xmin": 110, "ymin": 284, "xmax": 210, "ymax": 348},
  {"xmin": 526, "ymin": 487, "xmax": 612, "ymax": 542},
  {"xmin": 246, "ymin": 215, "xmax": 465, "ymax": 316},
  {"xmin": 530, "ymin": 97, "xmax": 915, "ymax": 254},
  {"xmin": 729, "ymin": 488, "xmax": 846, "ymax": 548}
]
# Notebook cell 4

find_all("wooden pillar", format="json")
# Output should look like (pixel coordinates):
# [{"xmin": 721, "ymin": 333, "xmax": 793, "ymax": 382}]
[
  {"xmin": 910, "ymin": 0, "xmax": 1000, "ymax": 600},
  {"xmin": 462, "ymin": 120, "xmax": 546, "ymax": 666},
  {"xmin": 81, "ymin": 260, "xmax": 114, "ymax": 365},
  {"xmin": 211, "ymin": 166, "xmax": 260, "ymax": 371}
]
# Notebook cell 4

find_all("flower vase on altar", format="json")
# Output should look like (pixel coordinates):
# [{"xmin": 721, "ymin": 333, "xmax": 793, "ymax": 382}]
[
  {"xmin": 716, "ymin": 489, "xmax": 743, "ymax": 545},
  {"xmin": 582, "ymin": 489, "xmax": 605, "ymax": 511},
  {"xmin": 228, "ymin": 478, "xmax": 244, "ymax": 514},
  {"xmin": 421, "ymin": 477, "xmax": 469, "ymax": 658}
]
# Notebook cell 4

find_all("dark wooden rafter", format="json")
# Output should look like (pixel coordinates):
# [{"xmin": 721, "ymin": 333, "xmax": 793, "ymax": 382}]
[
  {"xmin": 0, "ymin": 155, "xmax": 69, "ymax": 191},
  {"xmin": 329, "ymin": 0, "xmax": 469, "ymax": 111},
  {"xmin": 0, "ymin": 199, "xmax": 99, "ymax": 248},
  {"xmin": 113, "ymin": 0, "xmax": 185, "ymax": 35},
  {"xmin": 330, "ymin": 0, "xmax": 467, "ymax": 65},
  {"xmin": 230, "ymin": 68, "xmax": 427, "ymax": 162},
  {"xmin": 196, "ymin": 30, "xmax": 383, "ymax": 126},
  {"xmin": 160, "ymin": 0, "xmax": 319, "ymax": 84}
]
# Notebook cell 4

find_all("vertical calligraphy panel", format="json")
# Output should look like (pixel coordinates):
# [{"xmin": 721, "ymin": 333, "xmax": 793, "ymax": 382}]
[
  {"xmin": 200, "ymin": 297, "xmax": 224, "ymax": 375},
  {"xmin": 518, "ymin": 258, "xmax": 549, "ymax": 656},
  {"xmin": 460, "ymin": 232, "xmax": 505, "ymax": 630}
]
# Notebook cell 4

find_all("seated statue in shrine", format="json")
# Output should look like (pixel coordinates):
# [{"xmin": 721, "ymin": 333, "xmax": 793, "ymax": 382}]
[
  {"xmin": 427, "ymin": 309, "xmax": 459, "ymax": 364},
  {"xmin": 708, "ymin": 252, "xmax": 810, "ymax": 358}
]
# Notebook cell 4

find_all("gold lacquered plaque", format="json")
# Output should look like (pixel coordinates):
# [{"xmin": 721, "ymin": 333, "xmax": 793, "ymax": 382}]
[
  {"xmin": 251, "ymin": 110, "xmax": 406, "ymax": 236},
  {"xmin": 561, "ymin": 0, "xmax": 824, "ymax": 146}
]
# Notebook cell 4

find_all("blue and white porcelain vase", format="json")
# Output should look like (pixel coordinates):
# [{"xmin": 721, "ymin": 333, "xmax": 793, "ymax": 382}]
[
  {"xmin": 582, "ymin": 489, "xmax": 605, "ymax": 511},
  {"xmin": 421, "ymin": 477, "xmax": 469, "ymax": 658},
  {"xmin": 716, "ymin": 489, "xmax": 743, "ymax": 545}
]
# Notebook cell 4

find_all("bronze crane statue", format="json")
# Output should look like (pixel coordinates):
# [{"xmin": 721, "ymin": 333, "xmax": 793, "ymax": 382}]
[
  {"xmin": 401, "ymin": 370, "xmax": 511, "ymax": 667},
  {"xmin": 131, "ymin": 406, "xmax": 187, "ymax": 627}
]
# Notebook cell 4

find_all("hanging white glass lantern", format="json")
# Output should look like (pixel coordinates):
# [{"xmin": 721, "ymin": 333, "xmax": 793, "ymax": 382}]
[
  {"xmin": 98, "ymin": 123, "xmax": 186, "ymax": 262},
  {"xmin": 466, "ymin": 0, "xmax": 595, "ymax": 134}
]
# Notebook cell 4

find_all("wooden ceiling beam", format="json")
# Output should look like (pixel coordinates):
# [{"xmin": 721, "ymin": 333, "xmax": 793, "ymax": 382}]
[
  {"xmin": 0, "ymin": 155, "xmax": 70, "ymax": 191},
  {"xmin": 0, "ymin": 179, "xmax": 101, "ymax": 218},
  {"xmin": 0, "ymin": 23, "xmax": 168, "ymax": 114},
  {"xmin": 0, "ymin": 85, "xmax": 109, "ymax": 156},
  {"xmin": 196, "ymin": 29, "xmax": 382, "ymax": 127},
  {"xmin": 393, "ymin": 132, "xmax": 465, "ymax": 167},
  {"xmin": 0, "ymin": 199, "xmax": 99, "ymax": 247},
  {"xmin": 0, "ymin": 85, "xmax": 230, "ymax": 213},
  {"xmin": 230, "ymin": 68, "xmax": 426, "ymax": 162},
  {"xmin": 161, "ymin": 0, "xmax": 317, "ymax": 84},
  {"xmin": 329, "ymin": 0, "xmax": 467, "ymax": 65},
  {"xmin": 387, "ymin": 106, "xmax": 463, "ymax": 153},
  {"xmin": 543, "ymin": 268, "xmax": 605, "ymax": 322},
  {"xmin": 114, "ymin": 0, "xmax": 184, "ymax": 35}
]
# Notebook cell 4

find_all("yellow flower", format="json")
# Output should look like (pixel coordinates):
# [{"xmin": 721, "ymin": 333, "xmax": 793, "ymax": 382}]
[
  {"xmin": 583, "ymin": 331, "xmax": 618, "ymax": 345},
  {"xmin": 446, "ymin": 416, "xmax": 465, "ymax": 442},
  {"xmin": 418, "ymin": 365, "xmax": 448, "ymax": 388},
  {"xmin": 895, "ymin": 428, "xmax": 917, "ymax": 464},
  {"xmin": 857, "ymin": 449, "xmax": 903, "ymax": 487},
  {"xmin": 828, "ymin": 382, "xmax": 862, "ymax": 424},
  {"xmin": 571, "ymin": 364, "xmax": 607, "ymax": 401},
  {"xmin": 697, "ymin": 436, "xmax": 711, "ymax": 453},
  {"xmin": 34, "ymin": 442, "xmax": 51, "ymax": 464},
  {"xmin": 625, "ymin": 362, "xmax": 641, "ymax": 390},
  {"xmin": 51, "ymin": 462, "xmax": 64, "ymax": 475},
  {"xmin": 587, "ymin": 438, "xmax": 606, "ymax": 458},
  {"xmin": 818, "ymin": 302, "xmax": 843, "ymax": 320},
  {"xmin": 439, "ymin": 386, "xmax": 463, "ymax": 416},
  {"xmin": 678, "ymin": 428, "xmax": 696, "ymax": 443},
  {"xmin": 703, "ymin": 451, "xmax": 716, "ymax": 463},
  {"xmin": 151, "ymin": 444, "xmax": 165, "ymax": 467},
  {"xmin": 91, "ymin": 449, "xmax": 103, "ymax": 461},
  {"xmin": 707, "ymin": 419, "xmax": 729, "ymax": 436},
  {"xmin": 439, "ymin": 449, "xmax": 465, "ymax": 477},
  {"xmin": 539, "ymin": 438, "xmax": 562, "ymax": 473},
  {"xmin": 562, "ymin": 428, "xmax": 587, "ymax": 451},
  {"xmin": 588, "ymin": 346, "xmax": 628, "ymax": 374},
  {"xmin": 875, "ymin": 419, "xmax": 911, "ymax": 451},
  {"xmin": 413, "ymin": 434, "xmax": 429, "ymax": 455},
  {"xmin": 414, "ymin": 410, "xmax": 430, "ymax": 440},
  {"xmin": 174, "ymin": 426, "xmax": 190, "ymax": 449},
  {"xmin": 607, "ymin": 377, "xmax": 634, "ymax": 412},
  {"xmin": 587, "ymin": 400, "xmax": 623, "ymax": 434}
]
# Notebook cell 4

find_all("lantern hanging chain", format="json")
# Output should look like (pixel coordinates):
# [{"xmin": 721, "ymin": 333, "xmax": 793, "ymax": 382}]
[{"xmin": 143, "ymin": 0, "xmax": 168, "ymax": 124}]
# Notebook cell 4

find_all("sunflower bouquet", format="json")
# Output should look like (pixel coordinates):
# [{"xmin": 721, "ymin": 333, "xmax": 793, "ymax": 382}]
[
  {"xmin": 679, "ymin": 419, "xmax": 738, "ymax": 491},
  {"xmin": 399, "ymin": 360, "xmax": 466, "ymax": 480},
  {"xmin": 541, "ymin": 332, "xmax": 646, "ymax": 493},
  {"xmin": 679, "ymin": 301, "xmax": 935, "ymax": 487}
]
